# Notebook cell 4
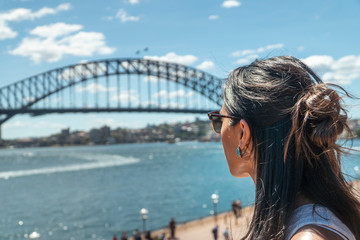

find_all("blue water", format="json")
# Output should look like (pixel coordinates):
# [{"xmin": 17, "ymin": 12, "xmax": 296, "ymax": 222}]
[{"xmin": 0, "ymin": 141, "xmax": 359, "ymax": 240}]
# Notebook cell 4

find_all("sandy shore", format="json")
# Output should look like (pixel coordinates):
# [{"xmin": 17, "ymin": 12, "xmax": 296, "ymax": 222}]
[{"xmin": 151, "ymin": 179, "xmax": 360, "ymax": 240}]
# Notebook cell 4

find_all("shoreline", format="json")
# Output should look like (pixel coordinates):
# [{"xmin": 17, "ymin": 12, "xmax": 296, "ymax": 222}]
[
  {"xmin": 151, "ymin": 179, "xmax": 360, "ymax": 240},
  {"xmin": 0, "ymin": 139, "xmax": 217, "ymax": 150},
  {"xmin": 2, "ymin": 136, "xmax": 357, "ymax": 149}
]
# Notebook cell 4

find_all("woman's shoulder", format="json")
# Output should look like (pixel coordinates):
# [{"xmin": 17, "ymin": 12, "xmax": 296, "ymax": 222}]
[{"xmin": 285, "ymin": 204, "xmax": 355, "ymax": 240}]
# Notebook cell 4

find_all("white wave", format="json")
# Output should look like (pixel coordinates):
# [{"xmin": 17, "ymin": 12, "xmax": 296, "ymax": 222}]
[
  {"xmin": 67, "ymin": 153, "xmax": 129, "ymax": 162},
  {"xmin": 22, "ymin": 152, "xmax": 34, "ymax": 157},
  {"xmin": 0, "ymin": 156, "xmax": 139, "ymax": 180}
]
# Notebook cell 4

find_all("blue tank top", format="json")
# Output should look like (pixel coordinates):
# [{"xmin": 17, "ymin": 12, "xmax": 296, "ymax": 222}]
[{"xmin": 285, "ymin": 204, "xmax": 355, "ymax": 240}]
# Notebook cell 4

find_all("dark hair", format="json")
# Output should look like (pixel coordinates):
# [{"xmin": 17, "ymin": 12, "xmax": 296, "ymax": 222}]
[{"xmin": 223, "ymin": 56, "xmax": 360, "ymax": 239}]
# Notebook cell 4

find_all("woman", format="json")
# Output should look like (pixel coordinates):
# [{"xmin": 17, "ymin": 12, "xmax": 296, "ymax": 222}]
[{"xmin": 208, "ymin": 56, "xmax": 360, "ymax": 240}]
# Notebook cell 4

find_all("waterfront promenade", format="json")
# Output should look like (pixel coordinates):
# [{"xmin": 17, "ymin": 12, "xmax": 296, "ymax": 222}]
[{"xmin": 152, "ymin": 179, "xmax": 360, "ymax": 240}]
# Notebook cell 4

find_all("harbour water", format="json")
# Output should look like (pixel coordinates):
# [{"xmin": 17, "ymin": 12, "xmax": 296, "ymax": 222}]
[{"xmin": 1, "ymin": 141, "xmax": 360, "ymax": 240}]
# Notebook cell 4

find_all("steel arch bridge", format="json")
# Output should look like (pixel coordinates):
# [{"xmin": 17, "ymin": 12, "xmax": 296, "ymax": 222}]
[{"xmin": 0, "ymin": 58, "xmax": 224, "ymax": 125}]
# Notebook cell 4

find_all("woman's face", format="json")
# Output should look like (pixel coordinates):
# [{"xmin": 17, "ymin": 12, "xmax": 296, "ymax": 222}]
[{"xmin": 220, "ymin": 106, "xmax": 256, "ymax": 181}]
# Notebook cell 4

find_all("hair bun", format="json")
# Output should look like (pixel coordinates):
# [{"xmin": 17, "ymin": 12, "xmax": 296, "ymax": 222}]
[
  {"xmin": 290, "ymin": 83, "xmax": 349, "ymax": 160},
  {"xmin": 301, "ymin": 84, "xmax": 347, "ymax": 148}
]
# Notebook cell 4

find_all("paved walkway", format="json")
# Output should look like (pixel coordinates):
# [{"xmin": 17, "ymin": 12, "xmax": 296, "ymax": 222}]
[
  {"xmin": 152, "ymin": 179, "xmax": 360, "ymax": 240},
  {"xmin": 153, "ymin": 206, "xmax": 253, "ymax": 240}
]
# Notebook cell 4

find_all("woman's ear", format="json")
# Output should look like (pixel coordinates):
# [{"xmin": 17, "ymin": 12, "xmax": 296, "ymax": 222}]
[{"xmin": 239, "ymin": 119, "xmax": 251, "ymax": 149}]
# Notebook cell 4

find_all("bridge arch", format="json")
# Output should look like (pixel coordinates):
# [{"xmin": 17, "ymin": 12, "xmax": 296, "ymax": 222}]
[{"xmin": 0, "ymin": 58, "xmax": 224, "ymax": 125}]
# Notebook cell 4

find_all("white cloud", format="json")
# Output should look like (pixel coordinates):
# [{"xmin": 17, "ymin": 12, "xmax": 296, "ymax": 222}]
[
  {"xmin": 208, "ymin": 15, "xmax": 219, "ymax": 20},
  {"xmin": 236, "ymin": 54, "xmax": 259, "ymax": 64},
  {"xmin": 301, "ymin": 55, "xmax": 334, "ymax": 74},
  {"xmin": 86, "ymin": 117, "xmax": 147, "ymax": 129},
  {"xmin": 89, "ymin": 118, "xmax": 117, "ymax": 128},
  {"xmin": 263, "ymin": 43, "xmax": 284, "ymax": 51},
  {"xmin": 128, "ymin": 0, "xmax": 140, "ymax": 5},
  {"xmin": 231, "ymin": 43, "xmax": 284, "ymax": 65},
  {"xmin": 197, "ymin": 60, "xmax": 215, "ymax": 70},
  {"xmin": 22, "ymin": 97, "xmax": 35, "ymax": 103},
  {"xmin": 9, "ymin": 22, "xmax": 115, "ymax": 63},
  {"xmin": 57, "ymin": 62, "xmax": 106, "ymax": 81},
  {"xmin": 111, "ymin": 90, "xmax": 139, "ymax": 105},
  {"xmin": 143, "ymin": 100, "xmax": 185, "ymax": 109},
  {"xmin": 1, "ymin": 7, "xmax": 51, "ymax": 21},
  {"xmin": 153, "ymin": 89, "xmax": 194, "ymax": 99},
  {"xmin": 0, "ymin": 22, "xmax": 17, "ymax": 39},
  {"xmin": 143, "ymin": 100, "xmax": 157, "ymax": 107},
  {"xmin": 159, "ymin": 102, "xmax": 185, "ymax": 109},
  {"xmin": 30, "ymin": 22, "xmax": 82, "ymax": 38},
  {"xmin": 153, "ymin": 90, "xmax": 166, "ymax": 98},
  {"xmin": 144, "ymin": 76, "xmax": 165, "ymax": 83},
  {"xmin": 144, "ymin": 52, "xmax": 198, "ymax": 65},
  {"xmin": 222, "ymin": 0, "xmax": 241, "ymax": 8},
  {"xmin": 116, "ymin": 9, "xmax": 140, "ymax": 23},
  {"xmin": 297, "ymin": 46, "xmax": 305, "ymax": 52},
  {"xmin": 3, "ymin": 120, "xmax": 66, "ymax": 129},
  {"xmin": 231, "ymin": 43, "xmax": 284, "ymax": 57},
  {"xmin": 56, "ymin": 3, "xmax": 71, "ymax": 11},
  {"xmin": 0, "ymin": 3, "xmax": 71, "ymax": 40},
  {"xmin": 302, "ymin": 55, "xmax": 360, "ymax": 85},
  {"xmin": 59, "ymin": 32, "xmax": 115, "ymax": 55},
  {"xmin": 76, "ymin": 83, "xmax": 116, "ymax": 94},
  {"xmin": 231, "ymin": 49, "xmax": 254, "ymax": 57},
  {"xmin": 103, "ymin": 16, "xmax": 114, "ymax": 21}
]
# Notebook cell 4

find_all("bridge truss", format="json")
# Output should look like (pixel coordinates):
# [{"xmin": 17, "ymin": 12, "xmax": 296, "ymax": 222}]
[{"xmin": 0, "ymin": 58, "xmax": 224, "ymax": 125}]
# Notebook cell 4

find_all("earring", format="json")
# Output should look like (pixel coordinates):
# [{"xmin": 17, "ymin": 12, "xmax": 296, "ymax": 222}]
[{"xmin": 236, "ymin": 147, "xmax": 244, "ymax": 158}]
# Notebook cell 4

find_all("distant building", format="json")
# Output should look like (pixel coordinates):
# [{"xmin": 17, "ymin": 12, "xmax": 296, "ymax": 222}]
[
  {"xmin": 15, "ymin": 138, "xmax": 36, "ymax": 148},
  {"xmin": 68, "ymin": 131, "xmax": 89, "ymax": 145},
  {"xmin": 146, "ymin": 124, "xmax": 156, "ymax": 129},
  {"xmin": 90, "ymin": 129, "xmax": 100, "ymax": 144},
  {"xmin": 100, "ymin": 125, "xmax": 111, "ymax": 140},
  {"xmin": 61, "ymin": 128, "xmax": 70, "ymax": 137}
]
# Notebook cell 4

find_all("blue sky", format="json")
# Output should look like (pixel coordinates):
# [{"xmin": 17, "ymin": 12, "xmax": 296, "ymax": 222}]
[{"xmin": 1, "ymin": 0, "xmax": 360, "ymax": 139}]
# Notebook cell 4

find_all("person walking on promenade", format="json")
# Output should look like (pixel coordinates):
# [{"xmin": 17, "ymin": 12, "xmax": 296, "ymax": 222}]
[
  {"xmin": 145, "ymin": 230, "xmax": 152, "ymax": 240},
  {"xmin": 208, "ymin": 56, "xmax": 360, "ymax": 239},
  {"xmin": 133, "ymin": 229, "xmax": 141, "ymax": 240},
  {"xmin": 157, "ymin": 232, "xmax": 167, "ymax": 240},
  {"xmin": 231, "ymin": 200, "xmax": 239, "ymax": 225},
  {"xmin": 231, "ymin": 201, "xmax": 238, "ymax": 217},
  {"xmin": 235, "ymin": 199, "xmax": 242, "ymax": 217},
  {"xmin": 212, "ymin": 225, "xmax": 219, "ymax": 240},
  {"xmin": 168, "ymin": 218, "xmax": 176, "ymax": 239},
  {"xmin": 223, "ymin": 227, "xmax": 230, "ymax": 240},
  {"xmin": 120, "ymin": 231, "xmax": 128, "ymax": 240},
  {"xmin": 112, "ymin": 234, "xmax": 118, "ymax": 240}
]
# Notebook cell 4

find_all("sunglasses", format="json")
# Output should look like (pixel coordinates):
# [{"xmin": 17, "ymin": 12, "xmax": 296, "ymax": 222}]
[{"xmin": 207, "ymin": 111, "xmax": 242, "ymax": 134}]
